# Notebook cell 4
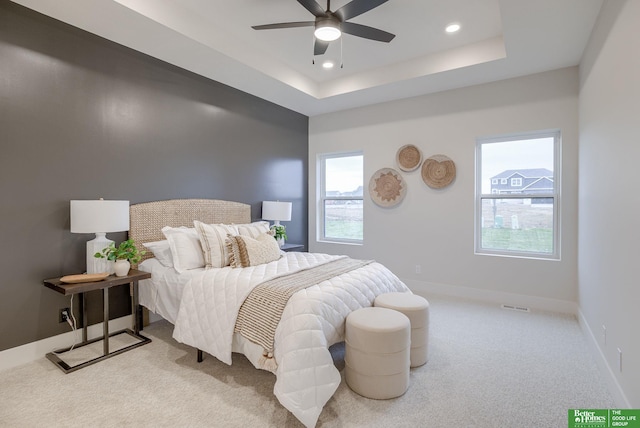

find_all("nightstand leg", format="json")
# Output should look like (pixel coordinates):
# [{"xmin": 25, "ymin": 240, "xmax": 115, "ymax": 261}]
[
  {"xmin": 103, "ymin": 288, "xmax": 109, "ymax": 355},
  {"xmin": 132, "ymin": 280, "xmax": 140, "ymax": 335},
  {"xmin": 81, "ymin": 293, "xmax": 88, "ymax": 343}
]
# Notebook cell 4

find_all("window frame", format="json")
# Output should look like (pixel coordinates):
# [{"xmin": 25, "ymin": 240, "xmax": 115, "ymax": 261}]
[
  {"xmin": 511, "ymin": 177, "xmax": 522, "ymax": 187},
  {"xmin": 475, "ymin": 130, "xmax": 561, "ymax": 260},
  {"xmin": 318, "ymin": 150, "xmax": 364, "ymax": 245}
]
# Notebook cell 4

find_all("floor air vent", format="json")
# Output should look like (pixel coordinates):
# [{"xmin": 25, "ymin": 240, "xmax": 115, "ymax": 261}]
[{"xmin": 501, "ymin": 304, "xmax": 530, "ymax": 313}]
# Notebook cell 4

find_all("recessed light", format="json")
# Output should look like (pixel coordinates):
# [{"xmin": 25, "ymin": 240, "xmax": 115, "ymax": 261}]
[
  {"xmin": 445, "ymin": 23, "xmax": 461, "ymax": 33},
  {"xmin": 322, "ymin": 61, "xmax": 335, "ymax": 69}
]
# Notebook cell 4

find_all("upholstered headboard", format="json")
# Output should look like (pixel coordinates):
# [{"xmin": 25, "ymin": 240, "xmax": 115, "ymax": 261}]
[{"xmin": 129, "ymin": 199, "xmax": 251, "ymax": 263}]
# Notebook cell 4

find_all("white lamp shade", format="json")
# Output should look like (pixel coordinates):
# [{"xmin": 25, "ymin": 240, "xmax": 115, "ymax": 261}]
[
  {"xmin": 70, "ymin": 200, "xmax": 130, "ymax": 233},
  {"xmin": 262, "ymin": 201, "xmax": 292, "ymax": 222}
]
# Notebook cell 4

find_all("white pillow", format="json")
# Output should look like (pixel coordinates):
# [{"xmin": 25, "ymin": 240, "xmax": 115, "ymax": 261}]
[
  {"xmin": 193, "ymin": 221, "xmax": 239, "ymax": 268},
  {"xmin": 142, "ymin": 240, "xmax": 173, "ymax": 267},
  {"xmin": 161, "ymin": 226, "xmax": 204, "ymax": 273},
  {"xmin": 236, "ymin": 221, "xmax": 271, "ymax": 239}
]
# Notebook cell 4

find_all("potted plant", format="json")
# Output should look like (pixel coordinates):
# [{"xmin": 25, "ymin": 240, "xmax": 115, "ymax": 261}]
[
  {"xmin": 271, "ymin": 225, "xmax": 287, "ymax": 247},
  {"xmin": 94, "ymin": 238, "xmax": 145, "ymax": 277}
]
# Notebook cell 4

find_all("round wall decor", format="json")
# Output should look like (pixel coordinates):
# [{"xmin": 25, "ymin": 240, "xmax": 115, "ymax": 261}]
[
  {"xmin": 421, "ymin": 155, "xmax": 456, "ymax": 189},
  {"xmin": 396, "ymin": 144, "xmax": 422, "ymax": 172},
  {"xmin": 369, "ymin": 168, "xmax": 407, "ymax": 207}
]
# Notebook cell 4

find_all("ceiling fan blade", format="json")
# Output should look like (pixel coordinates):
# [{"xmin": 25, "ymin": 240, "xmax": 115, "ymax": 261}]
[
  {"xmin": 341, "ymin": 22, "xmax": 395, "ymax": 42},
  {"xmin": 335, "ymin": 0, "xmax": 389, "ymax": 21},
  {"xmin": 297, "ymin": 0, "xmax": 326, "ymax": 17},
  {"xmin": 252, "ymin": 21, "xmax": 315, "ymax": 30},
  {"xmin": 314, "ymin": 39, "xmax": 330, "ymax": 56}
]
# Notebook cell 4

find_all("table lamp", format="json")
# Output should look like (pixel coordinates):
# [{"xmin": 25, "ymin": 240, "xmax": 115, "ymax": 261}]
[
  {"xmin": 262, "ymin": 200, "xmax": 292, "ymax": 247},
  {"xmin": 70, "ymin": 199, "xmax": 129, "ymax": 274},
  {"xmin": 262, "ymin": 201, "xmax": 292, "ymax": 226}
]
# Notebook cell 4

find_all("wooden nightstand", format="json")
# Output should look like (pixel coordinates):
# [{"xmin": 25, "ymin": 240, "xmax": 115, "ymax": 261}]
[
  {"xmin": 281, "ymin": 243, "xmax": 305, "ymax": 252},
  {"xmin": 43, "ymin": 269, "xmax": 151, "ymax": 373}
]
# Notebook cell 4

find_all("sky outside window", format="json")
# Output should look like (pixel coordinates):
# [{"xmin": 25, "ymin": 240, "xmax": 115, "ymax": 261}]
[
  {"xmin": 325, "ymin": 155, "xmax": 363, "ymax": 193},
  {"xmin": 480, "ymin": 137, "xmax": 554, "ymax": 193}
]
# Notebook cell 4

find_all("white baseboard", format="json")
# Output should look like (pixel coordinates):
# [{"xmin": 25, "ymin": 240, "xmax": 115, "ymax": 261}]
[
  {"xmin": 0, "ymin": 315, "xmax": 133, "ymax": 372},
  {"xmin": 402, "ymin": 279, "xmax": 578, "ymax": 314},
  {"xmin": 577, "ymin": 309, "xmax": 630, "ymax": 408}
]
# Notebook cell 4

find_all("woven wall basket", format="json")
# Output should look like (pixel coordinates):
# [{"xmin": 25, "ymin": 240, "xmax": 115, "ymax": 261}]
[
  {"xmin": 396, "ymin": 144, "xmax": 422, "ymax": 172},
  {"xmin": 369, "ymin": 168, "xmax": 407, "ymax": 207},
  {"xmin": 421, "ymin": 155, "xmax": 456, "ymax": 189}
]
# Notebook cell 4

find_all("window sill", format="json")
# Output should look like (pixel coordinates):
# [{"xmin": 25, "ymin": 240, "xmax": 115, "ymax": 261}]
[{"xmin": 317, "ymin": 239, "xmax": 363, "ymax": 246}]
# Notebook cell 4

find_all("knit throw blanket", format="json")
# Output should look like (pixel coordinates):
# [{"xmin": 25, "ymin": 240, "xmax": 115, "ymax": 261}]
[{"xmin": 234, "ymin": 257, "xmax": 373, "ymax": 362}]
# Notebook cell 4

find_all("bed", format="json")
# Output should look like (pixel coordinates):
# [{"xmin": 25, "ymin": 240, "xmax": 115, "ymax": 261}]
[{"xmin": 130, "ymin": 199, "xmax": 410, "ymax": 427}]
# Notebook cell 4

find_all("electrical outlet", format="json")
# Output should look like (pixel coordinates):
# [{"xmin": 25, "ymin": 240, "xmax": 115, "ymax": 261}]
[
  {"xmin": 415, "ymin": 265, "xmax": 421, "ymax": 274},
  {"xmin": 59, "ymin": 308, "xmax": 70, "ymax": 323},
  {"xmin": 602, "ymin": 325, "xmax": 606, "ymax": 345}
]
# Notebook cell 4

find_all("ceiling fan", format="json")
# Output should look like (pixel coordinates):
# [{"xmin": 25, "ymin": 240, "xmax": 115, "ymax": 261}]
[{"xmin": 252, "ymin": 0, "xmax": 395, "ymax": 56}]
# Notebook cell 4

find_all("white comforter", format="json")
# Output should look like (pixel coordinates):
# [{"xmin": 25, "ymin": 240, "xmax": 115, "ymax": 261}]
[{"xmin": 172, "ymin": 252, "xmax": 409, "ymax": 427}]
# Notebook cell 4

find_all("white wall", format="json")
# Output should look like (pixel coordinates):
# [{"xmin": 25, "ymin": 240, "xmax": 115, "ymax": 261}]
[
  {"xmin": 309, "ymin": 67, "xmax": 579, "ymax": 311},
  {"xmin": 578, "ymin": 0, "xmax": 639, "ymax": 407}
]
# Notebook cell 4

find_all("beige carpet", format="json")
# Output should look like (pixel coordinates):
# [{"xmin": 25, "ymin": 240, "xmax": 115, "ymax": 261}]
[{"xmin": 0, "ymin": 295, "xmax": 615, "ymax": 427}]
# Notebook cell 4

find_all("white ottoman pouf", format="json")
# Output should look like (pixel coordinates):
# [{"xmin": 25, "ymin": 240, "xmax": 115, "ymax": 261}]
[
  {"xmin": 345, "ymin": 307, "xmax": 411, "ymax": 399},
  {"xmin": 374, "ymin": 292, "xmax": 430, "ymax": 367}
]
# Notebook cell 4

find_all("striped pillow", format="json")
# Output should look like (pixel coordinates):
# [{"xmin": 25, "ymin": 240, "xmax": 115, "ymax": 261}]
[
  {"xmin": 194, "ymin": 221, "xmax": 239, "ymax": 268},
  {"xmin": 236, "ymin": 221, "xmax": 271, "ymax": 239}
]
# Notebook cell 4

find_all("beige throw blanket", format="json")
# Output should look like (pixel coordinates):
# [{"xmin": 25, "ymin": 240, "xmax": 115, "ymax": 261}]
[{"xmin": 234, "ymin": 257, "xmax": 373, "ymax": 362}]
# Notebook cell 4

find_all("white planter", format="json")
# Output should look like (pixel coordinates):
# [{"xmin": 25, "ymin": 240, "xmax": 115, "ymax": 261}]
[
  {"xmin": 277, "ymin": 237, "xmax": 285, "ymax": 248},
  {"xmin": 114, "ymin": 259, "xmax": 130, "ymax": 277}
]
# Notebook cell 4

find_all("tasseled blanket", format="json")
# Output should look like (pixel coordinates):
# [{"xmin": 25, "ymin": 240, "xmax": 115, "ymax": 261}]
[{"xmin": 234, "ymin": 256, "xmax": 373, "ymax": 372}]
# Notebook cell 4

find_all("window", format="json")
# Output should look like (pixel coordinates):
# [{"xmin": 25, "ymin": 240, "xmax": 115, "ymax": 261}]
[
  {"xmin": 501, "ymin": 178, "xmax": 507, "ymax": 184},
  {"xmin": 319, "ymin": 152, "xmax": 363, "ymax": 243},
  {"xmin": 475, "ymin": 130, "xmax": 560, "ymax": 259}
]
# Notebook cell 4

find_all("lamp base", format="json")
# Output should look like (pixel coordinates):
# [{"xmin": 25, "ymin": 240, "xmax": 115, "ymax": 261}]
[{"xmin": 86, "ymin": 233, "xmax": 115, "ymax": 274}]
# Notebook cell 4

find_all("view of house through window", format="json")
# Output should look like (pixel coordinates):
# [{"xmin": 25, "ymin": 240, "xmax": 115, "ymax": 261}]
[
  {"xmin": 476, "ymin": 131, "xmax": 560, "ymax": 258},
  {"xmin": 319, "ymin": 152, "xmax": 363, "ymax": 243}
]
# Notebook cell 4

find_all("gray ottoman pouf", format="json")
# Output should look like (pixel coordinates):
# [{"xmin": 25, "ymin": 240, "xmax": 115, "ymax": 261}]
[
  {"xmin": 374, "ymin": 292, "xmax": 430, "ymax": 367},
  {"xmin": 345, "ymin": 307, "xmax": 411, "ymax": 399}
]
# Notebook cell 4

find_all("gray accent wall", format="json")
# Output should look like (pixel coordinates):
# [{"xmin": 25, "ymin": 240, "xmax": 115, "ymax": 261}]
[{"xmin": 0, "ymin": 1, "xmax": 308, "ymax": 352}]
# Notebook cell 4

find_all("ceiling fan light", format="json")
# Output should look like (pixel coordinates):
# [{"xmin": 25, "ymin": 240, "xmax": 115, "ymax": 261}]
[{"xmin": 314, "ymin": 19, "xmax": 341, "ymax": 42}]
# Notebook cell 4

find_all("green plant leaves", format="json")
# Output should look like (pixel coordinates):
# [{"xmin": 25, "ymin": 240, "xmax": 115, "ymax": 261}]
[{"xmin": 93, "ymin": 238, "xmax": 146, "ymax": 264}]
